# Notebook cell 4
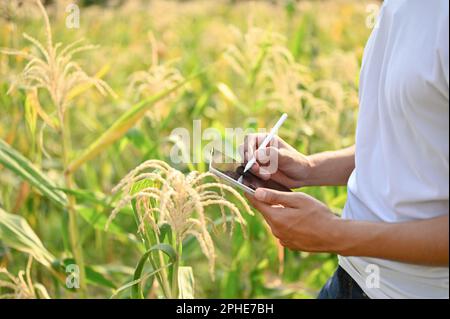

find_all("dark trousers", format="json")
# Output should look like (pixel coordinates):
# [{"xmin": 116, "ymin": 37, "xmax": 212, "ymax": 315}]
[{"xmin": 317, "ymin": 266, "xmax": 370, "ymax": 299}]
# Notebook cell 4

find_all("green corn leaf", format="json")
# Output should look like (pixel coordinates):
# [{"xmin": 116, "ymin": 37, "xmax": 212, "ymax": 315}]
[
  {"xmin": 131, "ymin": 243, "xmax": 177, "ymax": 299},
  {"xmin": 0, "ymin": 208, "xmax": 55, "ymax": 268},
  {"xmin": 111, "ymin": 276, "xmax": 146, "ymax": 299},
  {"xmin": 86, "ymin": 266, "xmax": 117, "ymax": 289},
  {"xmin": 67, "ymin": 72, "xmax": 203, "ymax": 175},
  {"xmin": 0, "ymin": 138, "xmax": 67, "ymax": 208},
  {"xmin": 24, "ymin": 91, "xmax": 37, "ymax": 140},
  {"xmin": 217, "ymin": 82, "xmax": 248, "ymax": 114},
  {"xmin": 178, "ymin": 266, "xmax": 195, "ymax": 299},
  {"xmin": 110, "ymin": 266, "xmax": 165, "ymax": 299},
  {"xmin": 57, "ymin": 258, "xmax": 116, "ymax": 290},
  {"xmin": 56, "ymin": 187, "xmax": 112, "ymax": 208},
  {"xmin": 78, "ymin": 206, "xmax": 129, "ymax": 240},
  {"xmin": 158, "ymin": 223, "xmax": 172, "ymax": 243},
  {"xmin": 249, "ymin": 45, "xmax": 269, "ymax": 88}
]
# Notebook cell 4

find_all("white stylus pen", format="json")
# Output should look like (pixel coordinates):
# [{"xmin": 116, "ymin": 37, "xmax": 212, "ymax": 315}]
[{"xmin": 242, "ymin": 113, "xmax": 288, "ymax": 174}]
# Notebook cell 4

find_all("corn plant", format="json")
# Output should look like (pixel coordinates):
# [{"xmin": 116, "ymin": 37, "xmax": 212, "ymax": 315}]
[
  {"xmin": 107, "ymin": 160, "xmax": 253, "ymax": 298},
  {"xmin": 0, "ymin": 0, "xmax": 367, "ymax": 299},
  {"xmin": 0, "ymin": 256, "xmax": 50, "ymax": 299},
  {"xmin": 0, "ymin": 0, "xmax": 196, "ymax": 297},
  {"xmin": 1, "ymin": 0, "xmax": 117, "ymax": 293}
]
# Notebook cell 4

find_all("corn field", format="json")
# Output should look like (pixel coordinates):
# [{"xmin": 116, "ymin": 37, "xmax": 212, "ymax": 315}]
[{"xmin": 0, "ymin": 0, "xmax": 371, "ymax": 298}]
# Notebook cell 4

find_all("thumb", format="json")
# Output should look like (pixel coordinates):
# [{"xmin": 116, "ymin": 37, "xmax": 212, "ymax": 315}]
[{"xmin": 254, "ymin": 188, "xmax": 305, "ymax": 207}]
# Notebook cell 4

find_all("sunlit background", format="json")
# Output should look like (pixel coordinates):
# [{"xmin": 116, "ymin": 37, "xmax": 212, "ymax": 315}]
[{"xmin": 1, "ymin": 0, "xmax": 377, "ymax": 298}]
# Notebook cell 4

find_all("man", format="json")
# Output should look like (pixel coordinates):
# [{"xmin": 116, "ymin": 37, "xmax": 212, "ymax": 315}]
[{"xmin": 242, "ymin": 0, "xmax": 449, "ymax": 298}]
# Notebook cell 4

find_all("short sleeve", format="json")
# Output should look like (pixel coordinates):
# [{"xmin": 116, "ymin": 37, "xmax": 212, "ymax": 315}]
[{"xmin": 437, "ymin": 7, "xmax": 449, "ymax": 90}]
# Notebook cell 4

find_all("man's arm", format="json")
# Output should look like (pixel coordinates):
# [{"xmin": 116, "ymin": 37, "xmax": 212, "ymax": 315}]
[
  {"xmin": 241, "ymin": 133, "xmax": 355, "ymax": 188},
  {"xmin": 247, "ymin": 189, "xmax": 449, "ymax": 267},
  {"xmin": 304, "ymin": 145, "xmax": 355, "ymax": 187},
  {"xmin": 336, "ymin": 214, "xmax": 449, "ymax": 266}
]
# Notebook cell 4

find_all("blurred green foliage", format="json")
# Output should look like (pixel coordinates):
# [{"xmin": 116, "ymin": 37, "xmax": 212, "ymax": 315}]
[{"xmin": 0, "ymin": 0, "xmax": 372, "ymax": 298}]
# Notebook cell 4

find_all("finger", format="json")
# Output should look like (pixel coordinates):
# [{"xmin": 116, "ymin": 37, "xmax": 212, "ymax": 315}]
[
  {"xmin": 263, "ymin": 170, "xmax": 297, "ymax": 187},
  {"xmin": 254, "ymin": 147, "xmax": 279, "ymax": 173},
  {"xmin": 243, "ymin": 133, "xmax": 268, "ymax": 161},
  {"xmin": 256, "ymin": 146, "xmax": 296, "ymax": 168},
  {"xmin": 249, "ymin": 161, "xmax": 266, "ymax": 177},
  {"xmin": 245, "ymin": 192, "xmax": 282, "ymax": 224},
  {"xmin": 245, "ymin": 149, "xmax": 297, "ymax": 188},
  {"xmin": 257, "ymin": 167, "xmax": 271, "ymax": 180},
  {"xmin": 246, "ymin": 147, "xmax": 278, "ymax": 181},
  {"xmin": 253, "ymin": 147, "xmax": 293, "ymax": 182},
  {"xmin": 243, "ymin": 133, "xmax": 288, "ymax": 158},
  {"xmin": 245, "ymin": 193, "xmax": 296, "ymax": 241},
  {"xmin": 254, "ymin": 188, "xmax": 308, "ymax": 208},
  {"xmin": 254, "ymin": 147, "xmax": 275, "ymax": 166},
  {"xmin": 279, "ymin": 240, "xmax": 289, "ymax": 247},
  {"xmin": 248, "ymin": 161, "xmax": 270, "ymax": 180},
  {"xmin": 280, "ymin": 240, "xmax": 294, "ymax": 249}
]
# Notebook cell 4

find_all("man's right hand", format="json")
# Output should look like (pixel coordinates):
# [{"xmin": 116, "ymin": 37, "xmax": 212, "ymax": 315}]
[{"xmin": 239, "ymin": 133, "xmax": 313, "ymax": 189}]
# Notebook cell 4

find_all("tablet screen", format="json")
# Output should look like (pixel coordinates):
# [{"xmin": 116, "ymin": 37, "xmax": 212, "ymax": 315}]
[{"xmin": 210, "ymin": 149, "xmax": 291, "ymax": 192}]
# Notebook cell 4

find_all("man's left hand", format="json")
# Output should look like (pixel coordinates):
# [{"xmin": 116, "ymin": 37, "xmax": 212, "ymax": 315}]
[{"xmin": 246, "ymin": 188, "xmax": 341, "ymax": 252}]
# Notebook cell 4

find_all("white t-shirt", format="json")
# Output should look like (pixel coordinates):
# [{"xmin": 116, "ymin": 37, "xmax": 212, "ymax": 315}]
[{"xmin": 339, "ymin": 0, "xmax": 449, "ymax": 299}]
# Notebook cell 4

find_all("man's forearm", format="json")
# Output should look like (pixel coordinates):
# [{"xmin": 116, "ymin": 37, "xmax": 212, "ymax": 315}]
[
  {"xmin": 304, "ymin": 145, "xmax": 355, "ymax": 186},
  {"xmin": 334, "ymin": 215, "xmax": 449, "ymax": 266}
]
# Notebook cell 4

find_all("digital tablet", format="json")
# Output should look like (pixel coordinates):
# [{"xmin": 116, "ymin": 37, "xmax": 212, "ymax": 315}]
[{"xmin": 208, "ymin": 149, "xmax": 291, "ymax": 195}]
